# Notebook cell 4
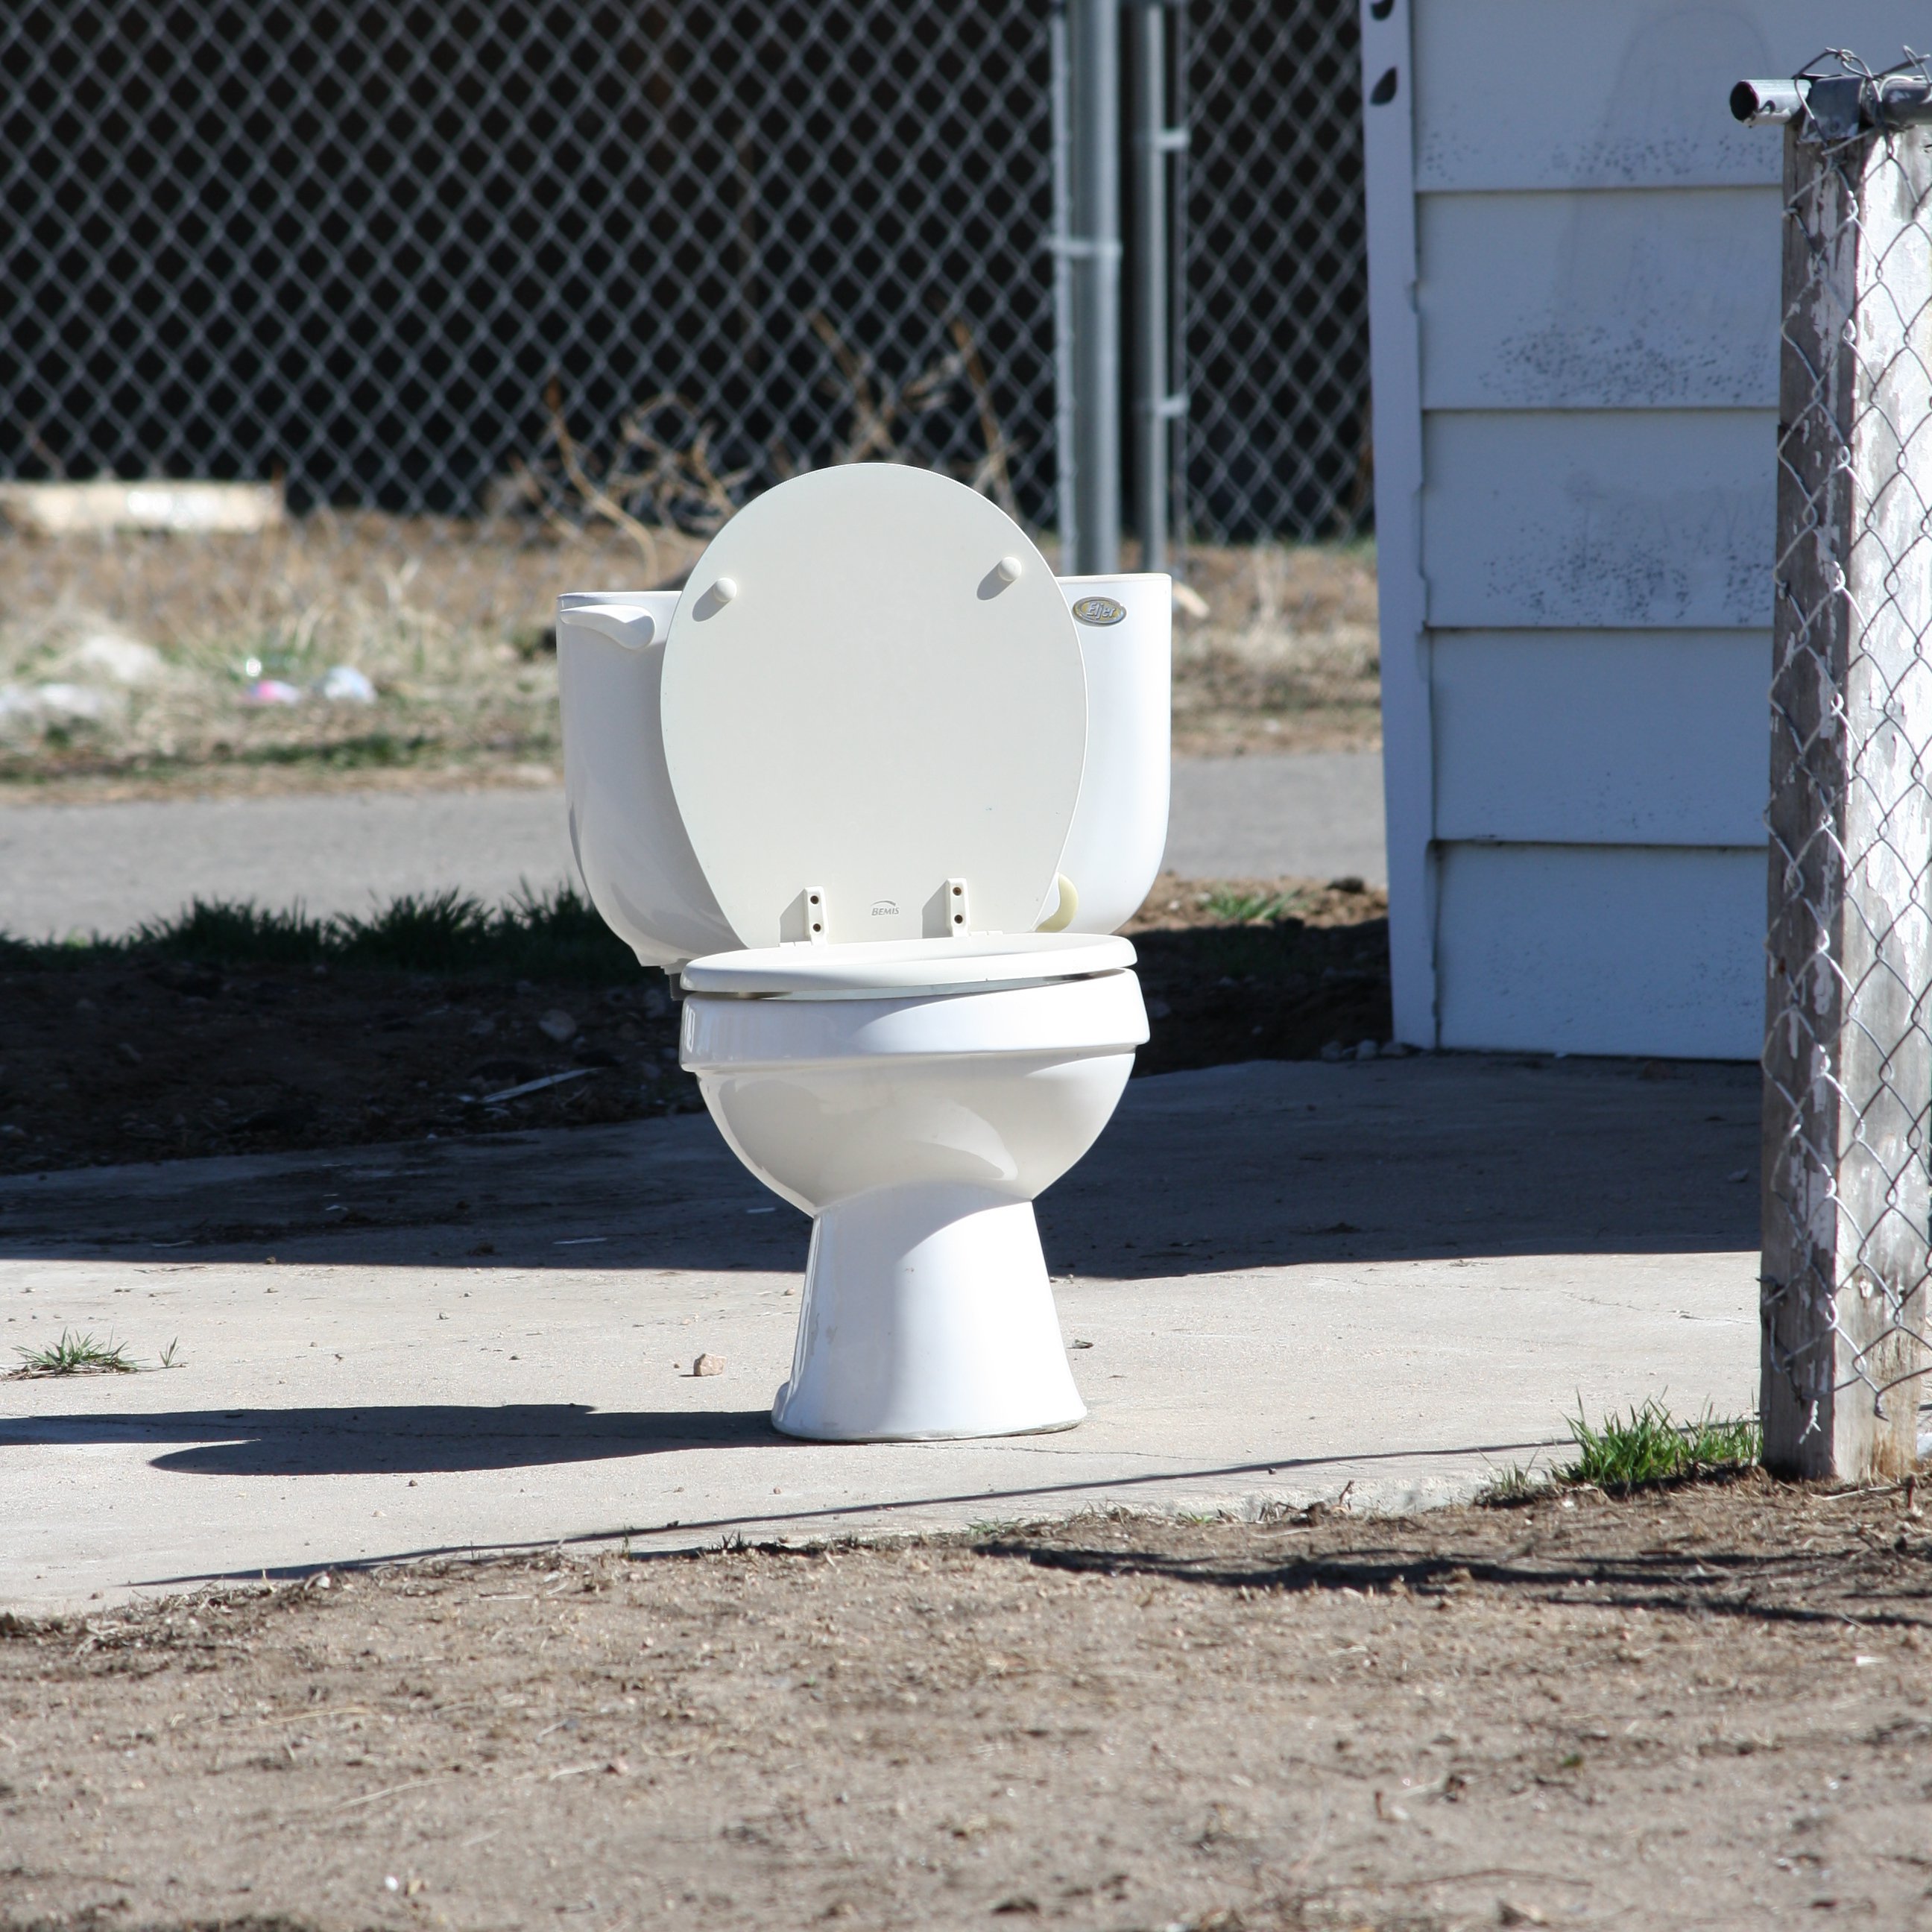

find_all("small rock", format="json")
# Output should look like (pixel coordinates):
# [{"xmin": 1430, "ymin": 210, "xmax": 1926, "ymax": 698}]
[
  {"xmin": 74, "ymin": 997, "xmax": 98, "ymax": 1015},
  {"xmin": 641, "ymin": 985, "xmax": 672, "ymax": 1020},
  {"xmin": 1319, "ymin": 1040, "xmax": 1345, "ymax": 1063},
  {"xmin": 0, "ymin": 1123, "xmax": 25, "ymax": 1138},
  {"xmin": 692, "ymin": 1353, "xmax": 726, "ymax": 1377},
  {"xmin": 1377, "ymin": 1040, "xmax": 1410, "ymax": 1058},
  {"xmin": 537, "ymin": 1008, "xmax": 578, "ymax": 1044},
  {"xmin": 1354, "ymin": 1039, "xmax": 1378, "ymax": 1061},
  {"xmin": 1328, "ymin": 874, "xmax": 1366, "ymax": 894},
  {"xmin": 114, "ymin": 1041, "xmax": 142, "ymax": 1066},
  {"xmin": 1145, "ymin": 997, "xmax": 1172, "ymax": 1020}
]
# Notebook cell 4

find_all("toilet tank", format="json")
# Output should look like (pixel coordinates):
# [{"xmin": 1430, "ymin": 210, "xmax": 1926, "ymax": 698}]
[
  {"xmin": 1053, "ymin": 574, "xmax": 1171, "ymax": 934},
  {"xmin": 556, "ymin": 590, "xmax": 738, "ymax": 968}
]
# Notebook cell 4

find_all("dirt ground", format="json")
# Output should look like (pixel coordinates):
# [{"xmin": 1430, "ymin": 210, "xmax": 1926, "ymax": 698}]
[
  {"xmin": 0, "ymin": 518, "xmax": 1377, "ymax": 802},
  {"xmin": 2, "ymin": 1475, "xmax": 1928, "ymax": 1931},
  {"xmin": 0, "ymin": 874, "xmax": 1389, "ymax": 1178}
]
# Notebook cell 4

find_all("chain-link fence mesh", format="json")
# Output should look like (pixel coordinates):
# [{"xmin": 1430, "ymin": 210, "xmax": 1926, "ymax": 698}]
[
  {"xmin": 1758, "ymin": 52, "xmax": 1932, "ymax": 1480},
  {"xmin": 0, "ymin": 0, "xmax": 1368, "ymax": 544}
]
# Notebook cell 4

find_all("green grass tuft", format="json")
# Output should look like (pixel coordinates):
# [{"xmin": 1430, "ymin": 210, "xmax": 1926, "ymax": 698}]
[
  {"xmin": 1559, "ymin": 1398, "xmax": 1760, "ymax": 1495},
  {"xmin": 1475, "ymin": 1459, "xmax": 1547, "ymax": 1508},
  {"xmin": 1, "ymin": 881, "xmax": 640, "ymax": 985},
  {"xmin": 1200, "ymin": 888, "xmax": 1307, "ymax": 924},
  {"xmin": 13, "ymin": 1329, "xmax": 139, "ymax": 1377}
]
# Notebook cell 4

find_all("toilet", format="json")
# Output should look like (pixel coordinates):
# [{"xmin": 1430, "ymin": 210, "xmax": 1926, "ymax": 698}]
[{"xmin": 556, "ymin": 464, "xmax": 1169, "ymax": 1441}]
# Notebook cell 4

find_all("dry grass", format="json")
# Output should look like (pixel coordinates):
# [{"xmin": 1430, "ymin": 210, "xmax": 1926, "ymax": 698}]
[
  {"xmin": 1169, "ymin": 538, "xmax": 1380, "ymax": 754},
  {"xmin": 0, "ymin": 517, "xmax": 1378, "ymax": 800},
  {"xmin": 0, "ymin": 515, "xmax": 702, "ymax": 798}
]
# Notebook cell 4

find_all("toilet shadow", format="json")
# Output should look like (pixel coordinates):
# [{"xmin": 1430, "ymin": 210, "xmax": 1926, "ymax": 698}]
[{"xmin": 3, "ymin": 1404, "xmax": 781, "ymax": 1477}]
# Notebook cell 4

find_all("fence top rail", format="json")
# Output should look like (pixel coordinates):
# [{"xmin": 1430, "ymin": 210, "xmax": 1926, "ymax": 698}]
[{"xmin": 1732, "ymin": 48, "xmax": 1932, "ymax": 139}]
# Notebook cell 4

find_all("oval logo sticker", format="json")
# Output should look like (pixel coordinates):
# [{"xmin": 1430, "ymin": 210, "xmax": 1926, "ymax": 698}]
[{"xmin": 1070, "ymin": 595, "xmax": 1126, "ymax": 627}]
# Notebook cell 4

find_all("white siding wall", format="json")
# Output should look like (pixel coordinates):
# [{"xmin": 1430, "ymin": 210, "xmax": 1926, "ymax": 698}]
[{"xmin": 1363, "ymin": 0, "xmax": 1920, "ymax": 1058}]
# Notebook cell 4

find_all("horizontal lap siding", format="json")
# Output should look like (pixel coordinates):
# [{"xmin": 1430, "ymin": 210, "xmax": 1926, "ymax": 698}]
[
  {"xmin": 1412, "ymin": 0, "xmax": 1918, "ymax": 192},
  {"xmin": 1433, "ymin": 632, "xmax": 1770, "ymax": 847},
  {"xmin": 1380, "ymin": 0, "xmax": 1917, "ymax": 1054},
  {"xmin": 1435, "ymin": 845, "xmax": 1765, "ymax": 1059},
  {"xmin": 1421, "ymin": 411, "xmax": 1775, "ymax": 631},
  {"xmin": 1418, "ymin": 189, "xmax": 1779, "ymax": 410}
]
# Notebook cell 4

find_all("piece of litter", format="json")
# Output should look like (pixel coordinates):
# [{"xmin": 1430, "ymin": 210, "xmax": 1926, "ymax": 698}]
[
  {"xmin": 242, "ymin": 677, "xmax": 304, "ymax": 706},
  {"xmin": 692, "ymin": 1353, "xmax": 726, "ymax": 1377},
  {"xmin": 555, "ymin": 1236, "xmax": 607, "ymax": 1247},
  {"xmin": 745, "ymin": 1205, "xmax": 776, "ymax": 1214},
  {"xmin": 479, "ymin": 1067, "xmax": 599, "ymax": 1105},
  {"xmin": 320, "ymin": 663, "xmax": 376, "ymax": 703}
]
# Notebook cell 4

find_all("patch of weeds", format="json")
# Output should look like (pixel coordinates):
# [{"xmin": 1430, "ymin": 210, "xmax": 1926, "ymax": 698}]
[
  {"xmin": 242, "ymin": 730, "xmax": 437, "ymax": 770},
  {"xmin": 158, "ymin": 1338, "xmax": 183, "ymax": 1369},
  {"xmin": 1201, "ymin": 887, "xmax": 1307, "ymax": 924},
  {"xmin": 1559, "ymin": 1398, "xmax": 1760, "ymax": 1496},
  {"xmin": 1476, "ymin": 1459, "xmax": 1548, "ymax": 1508},
  {"xmin": 11, "ymin": 1329, "xmax": 139, "ymax": 1377}
]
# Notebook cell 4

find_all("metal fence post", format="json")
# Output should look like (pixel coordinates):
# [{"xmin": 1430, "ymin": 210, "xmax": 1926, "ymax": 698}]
[
  {"xmin": 1068, "ymin": 0, "xmax": 1120, "ymax": 574},
  {"xmin": 1128, "ymin": 0, "xmax": 1187, "ymax": 576},
  {"xmin": 1754, "ymin": 72, "xmax": 1932, "ymax": 1479},
  {"xmin": 1049, "ymin": 0, "xmax": 1079, "ymax": 565}
]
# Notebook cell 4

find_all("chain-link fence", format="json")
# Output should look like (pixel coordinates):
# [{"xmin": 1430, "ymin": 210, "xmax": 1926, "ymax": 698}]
[
  {"xmin": 1746, "ymin": 52, "xmax": 1932, "ymax": 1481},
  {"xmin": 0, "ymin": 0, "xmax": 1367, "ymax": 545}
]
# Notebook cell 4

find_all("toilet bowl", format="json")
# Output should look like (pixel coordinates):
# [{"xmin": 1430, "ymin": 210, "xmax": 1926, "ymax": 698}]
[
  {"xmin": 682, "ymin": 935, "xmax": 1147, "ymax": 1438},
  {"xmin": 556, "ymin": 464, "xmax": 1170, "ymax": 1441}
]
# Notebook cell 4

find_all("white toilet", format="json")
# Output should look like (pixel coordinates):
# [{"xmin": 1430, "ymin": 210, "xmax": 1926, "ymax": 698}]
[{"xmin": 556, "ymin": 464, "xmax": 1169, "ymax": 1442}]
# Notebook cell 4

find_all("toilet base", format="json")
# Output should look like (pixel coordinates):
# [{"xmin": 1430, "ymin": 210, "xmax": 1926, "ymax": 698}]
[{"xmin": 771, "ymin": 1183, "xmax": 1087, "ymax": 1442}]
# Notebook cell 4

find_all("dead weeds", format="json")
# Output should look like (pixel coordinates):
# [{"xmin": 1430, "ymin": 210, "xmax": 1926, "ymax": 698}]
[{"xmin": 0, "ymin": 520, "xmax": 1377, "ymax": 801}]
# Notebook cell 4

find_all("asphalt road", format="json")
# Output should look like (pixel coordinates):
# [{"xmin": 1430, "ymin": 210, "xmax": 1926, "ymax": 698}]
[{"xmin": 0, "ymin": 750, "xmax": 1386, "ymax": 939}]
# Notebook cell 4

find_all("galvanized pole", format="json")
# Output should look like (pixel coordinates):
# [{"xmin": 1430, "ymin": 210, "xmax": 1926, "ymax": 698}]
[
  {"xmin": 1167, "ymin": 0, "xmax": 1189, "ymax": 566},
  {"xmin": 1069, "ymin": 0, "xmax": 1120, "ymax": 574},
  {"xmin": 1128, "ymin": 1, "xmax": 1169, "ymax": 573},
  {"xmin": 1049, "ymin": 0, "xmax": 1079, "ymax": 567}
]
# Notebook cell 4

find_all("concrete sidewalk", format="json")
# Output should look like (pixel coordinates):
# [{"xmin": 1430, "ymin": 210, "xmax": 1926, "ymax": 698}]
[
  {"xmin": 0, "ymin": 1055, "xmax": 1758, "ymax": 1612},
  {"xmin": 0, "ymin": 751, "xmax": 1387, "ymax": 938}
]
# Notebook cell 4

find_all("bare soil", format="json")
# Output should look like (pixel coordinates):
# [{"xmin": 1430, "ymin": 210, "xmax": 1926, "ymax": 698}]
[
  {"xmin": 3, "ymin": 1475, "xmax": 1928, "ymax": 1931},
  {"xmin": 0, "ymin": 874, "xmax": 1389, "ymax": 1178},
  {"xmin": 0, "ymin": 520, "xmax": 1377, "ymax": 801}
]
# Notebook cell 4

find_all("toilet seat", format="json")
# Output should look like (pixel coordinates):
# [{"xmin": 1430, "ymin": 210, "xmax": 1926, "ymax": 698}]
[
  {"xmin": 681, "ymin": 929, "xmax": 1134, "ymax": 997},
  {"xmin": 660, "ymin": 466, "xmax": 1088, "ymax": 950}
]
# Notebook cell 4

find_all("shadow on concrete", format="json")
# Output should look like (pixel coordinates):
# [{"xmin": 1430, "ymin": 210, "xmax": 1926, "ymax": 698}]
[
  {"xmin": 3, "ymin": 1404, "xmax": 783, "ymax": 1474},
  {"xmin": 0, "ymin": 1057, "xmax": 1762, "ymax": 1273},
  {"xmin": 101, "ymin": 1435, "xmax": 1568, "ymax": 1593}
]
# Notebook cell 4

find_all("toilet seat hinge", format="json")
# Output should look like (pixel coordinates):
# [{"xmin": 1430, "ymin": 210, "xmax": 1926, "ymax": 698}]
[
  {"xmin": 780, "ymin": 886, "xmax": 829, "ymax": 946},
  {"xmin": 944, "ymin": 877, "xmax": 970, "ymax": 937}
]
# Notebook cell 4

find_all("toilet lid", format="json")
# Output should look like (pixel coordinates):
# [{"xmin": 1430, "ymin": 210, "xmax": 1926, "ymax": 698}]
[
  {"xmin": 660, "ymin": 466, "xmax": 1087, "ymax": 949},
  {"xmin": 681, "ymin": 931, "xmax": 1134, "ymax": 996}
]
